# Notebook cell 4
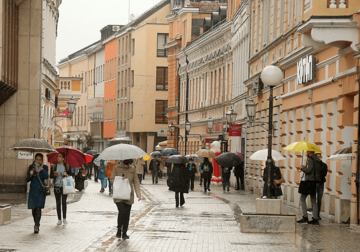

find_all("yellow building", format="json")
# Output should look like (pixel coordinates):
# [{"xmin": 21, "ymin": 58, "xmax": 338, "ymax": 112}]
[{"xmin": 244, "ymin": 0, "xmax": 360, "ymax": 225}]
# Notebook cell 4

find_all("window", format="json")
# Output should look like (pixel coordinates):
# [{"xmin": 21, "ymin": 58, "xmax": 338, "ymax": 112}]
[
  {"xmin": 157, "ymin": 33, "xmax": 169, "ymax": 57},
  {"xmin": 131, "ymin": 70, "xmax": 134, "ymax": 86},
  {"xmin": 132, "ymin": 39, "xmax": 135, "ymax": 55},
  {"xmin": 130, "ymin": 102, "xmax": 133, "ymax": 118},
  {"xmin": 155, "ymin": 100, "xmax": 168, "ymax": 123},
  {"xmin": 156, "ymin": 67, "xmax": 168, "ymax": 90}
]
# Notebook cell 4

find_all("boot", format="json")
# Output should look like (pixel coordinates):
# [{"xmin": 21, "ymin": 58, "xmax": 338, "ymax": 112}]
[
  {"xmin": 296, "ymin": 217, "xmax": 309, "ymax": 223},
  {"xmin": 227, "ymin": 186, "xmax": 230, "ymax": 192},
  {"xmin": 122, "ymin": 221, "xmax": 129, "ymax": 240},
  {"xmin": 34, "ymin": 225, "xmax": 39, "ymax": 234},
  {"xmin": 307, "ymin": 218, "xmax": 319, "ymax": 225},
  {"xmin": 116, "ymin": 228, "xmax": 122, "ymax": 238}
]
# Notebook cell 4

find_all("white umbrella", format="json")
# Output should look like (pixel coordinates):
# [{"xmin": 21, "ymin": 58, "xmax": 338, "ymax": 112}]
[
  {"xmin": 97, "ymin": 144, "xmax": 147, "ymax": 161},
  {"xmin": 249, "ymin": 149, "xmax": 285, "ymax": 161},
  {"xmin": 329, "ymin": 147, "xmax": 352, "ymax": 160}
]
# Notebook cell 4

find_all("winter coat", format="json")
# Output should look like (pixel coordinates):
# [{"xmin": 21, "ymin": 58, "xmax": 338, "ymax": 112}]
[
  {"xmin": 98, "ymin": 160, "xmax": 106, "ymax": 180},
  {"xmin": 149, "ymin": 159, "xmax": 159, "ymax": 175},
  {"xmin": 105, "ymin": 161, "xmax": 117, "ymax": 178},
  {"xmin": 200, "ymin": 162, "xmax": 213, "ymax": 179},
  {"xmin": 301, "ymin": 155, "xmax": 321, "ymax": 181},
  {"xmin": 263, "ymin": 164, "xmax": 283, "ymax": 197},
  {"xmin": 135, "ymin": 159, "xmax": 145, "ymax": 175},
  {"xmin": 168, "ymin": 164, "xmax": 190, "ymax": 193},
  {"xmin": 186, "ymin": 163, "xmax": 197, "ymax": 178},
  {"xmin": 234, "ymin": 161, "xmax": 244, "ymax": 177},
  {"xmin": 26, "ymin": 165, "xmax": 49, "ymax": 209},
  {"xmin": 110, "ymin": 163, "xmax": 141, "ymax": 205},
  {"xmin": 221, "ymin": 166, "xmax": 233, "ymax": 180},
  {"xmin": 75, "ymin": 166, "xmax": 86, "ymax": 191}
]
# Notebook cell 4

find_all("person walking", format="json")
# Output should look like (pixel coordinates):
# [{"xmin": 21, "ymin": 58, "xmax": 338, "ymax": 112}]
[
  {"xmin": 186, "ymin": 158, "xmax": 197, "ymax": 191},
  {"xmin": 199, "ymin": 163, "xmax": 203, "ymax": 186},
  {"xmin": 86, "ymin": 163, "xmax": 93, "ymax": 180},
  {"xmin": 200, "ymin": 157, "xmax": 213, "ymax": 192},
  {"xmin": 149, "ymin": 159, "xmax": 159, "ymax": 184},
  {"xmin": 26, "ymin": 153, "xmax": 49, "ymax": 233},
  {"xmin": 93, "ymin": 162, "xmax": 99, "ymax": 182},
  {"xmin": 110, "ymin": 159, "xmax": 141, "ymax": 239},
  {"xmin": 135, "ymin": 158, "xmax": 145, "ymax": 184},
  {"xmin": 297, "ymin": 151, "xmax": 321, "ymax": 225},
  {"xmin": 314, "ymin": 152, "xmax": 328, "ymax": 220},
  {"xmin": 221, "ymin": 166, "xmax": 232, "ymax": 192},
  {"xmin": 105, "ymin": 160, "xmax": 117, "ymax": 195},
  {"xmin": 234, "ymin": 160, "xmax": 245, "ymax": 190},
  {"xmin": 50, "ymin": 152, "xmax": 72, "ymax": 225},
  {"xmin": 75, "ymin": 164, "xmax": 87, "ymax": 192},
  {"xmin": 168, "ymin": 163, "xmax": 190, "ymax": 207},
  {"xmin": 98, "ymin": 160, "xmax": 107, "ymax": 193}
]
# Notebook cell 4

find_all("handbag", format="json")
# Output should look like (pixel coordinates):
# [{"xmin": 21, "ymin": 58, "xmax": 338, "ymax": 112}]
[
  {"xmin": 37, "ymin": 174, "xmax": 50, "ymax": 196},
  {"xmin": 62, "ymin": 176, "xmax": 76, "ymax": 195},
  {"xmin": 112, "ymin": 176, "xmax": 131, "ymax": 200},
  {"xmin": 298, "ymin": 171, "xmax": 316, "ymax": 195}
]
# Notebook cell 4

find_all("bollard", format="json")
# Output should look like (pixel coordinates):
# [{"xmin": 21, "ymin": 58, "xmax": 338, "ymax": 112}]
[{"xmin": 0, "ymin": 204, "xmax": 11, "ymax": 225}]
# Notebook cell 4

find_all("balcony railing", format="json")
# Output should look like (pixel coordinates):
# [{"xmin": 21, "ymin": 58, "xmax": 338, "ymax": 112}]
[{"xmin": 157, "ymin": 49, "xmax": 167, "ymax": 57}]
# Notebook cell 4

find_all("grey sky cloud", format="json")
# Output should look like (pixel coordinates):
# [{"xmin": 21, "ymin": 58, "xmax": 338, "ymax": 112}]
[{"xmin": 56, "ymin": 0, "xmax": 165, "ymax": 64}]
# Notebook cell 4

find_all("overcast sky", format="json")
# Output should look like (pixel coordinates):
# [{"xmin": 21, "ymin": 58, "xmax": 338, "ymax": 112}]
[{"xmin": 56, "ymin": 0, "xmax": 164, "ymax": 64}]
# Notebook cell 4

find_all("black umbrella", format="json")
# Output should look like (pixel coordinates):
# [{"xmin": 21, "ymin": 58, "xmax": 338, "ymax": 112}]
[
  {"xmin": 216, "ymin": 152, "xmax": 242, "ymax": 167},
  {"xmin": 165, "ymin": 155, "xmax": 188, "ymax": 164},
  {"xmin": 150, "ymin": 151, "xmax": 163, "ymax": 157},
  {"xmin": 86, "ymin": 150, "xmax": 98, "ymax": 156},
  {"xmin": 161, "ymin": 148, "xmax": 179, "ymax": 155}
]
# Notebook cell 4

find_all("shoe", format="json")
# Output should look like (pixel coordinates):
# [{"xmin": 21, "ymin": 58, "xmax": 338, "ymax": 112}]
[
  {"xmin": 57, "ymin": 220, "xmax": 62, "ymax": 225},
  {"xmin": 207, "ymin": 188, "xmax": 211, "ymax": 191},
  {"xmin": 204, "ymin": 189, "xmax": 207, "ymax": 192},
  {"xmin": 116, "ymin": 232, "xmax": 122, "ymax": 238},
  {"xmin": 227, "ymin": 186, "xmax": 229, "ymax": 192},
  {"xmin": 307, "ymin": 219, "xmax": 319, "ymax": 225},
  {"xmin": 199, "ymin": 183, "xmax": 202, "ymax": 186},
  {"xmin": 235, "ymin": 188, "xmax": 240, "ymax": 190},
  {"xmin": 34, "ymin": 225, "xmax": 39, "ymax": 234},
  {"xmin": 122, "ymin": 234, "xmax": 130, "ymax": 240},
  {"xmin": 100, "ymin": 189, "xmax": 104, "ymax": 193},
  {"xmin": 296, "ymin": 217, "xmax": 309, "ymax": 223},
  {"xmin": 63, "ymin": 219, "xmax": 67, "ymax": 225},
  {"xmin": 318, "ymin": 217, "xmax": 322, "ymax": 220}
]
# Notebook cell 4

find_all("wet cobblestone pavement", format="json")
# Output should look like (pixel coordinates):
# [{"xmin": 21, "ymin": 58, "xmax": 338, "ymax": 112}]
[{"xmin": 0, "ymin": 176, "xmax": 360, "ymax": 251}]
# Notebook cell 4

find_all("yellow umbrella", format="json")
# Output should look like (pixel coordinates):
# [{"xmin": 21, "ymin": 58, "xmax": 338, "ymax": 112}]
[
  {"xmin": 283, "ymin": 141, "xmax": 322, "ymax": 153},
  {"xmin": 143, "ymin": 155, "xmax": 151, "ymax": 161}
]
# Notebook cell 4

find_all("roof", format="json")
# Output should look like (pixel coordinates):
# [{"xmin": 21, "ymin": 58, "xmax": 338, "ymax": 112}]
[
  {"xmin": 189, "ymin": 2, "xmax": 227, "ymax": 12},
  {"xmin": 58, "ymin": 40, "xmax": 101, "ymax": 64}
]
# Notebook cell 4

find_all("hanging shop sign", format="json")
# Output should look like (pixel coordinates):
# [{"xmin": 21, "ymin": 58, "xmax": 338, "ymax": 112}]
[
  {"xmin": 297, "ymin": 55, "xmax": 316, "ymax": 85},
  {"xmin": 88, "ymin": 98, "xmax": 104, "ymax": 114},
  {"xmin": 229, "ymin": 124, "xmax": 242, "ymax": 136}
]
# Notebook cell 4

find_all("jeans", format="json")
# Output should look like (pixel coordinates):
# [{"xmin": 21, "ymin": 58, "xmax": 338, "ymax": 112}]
[
  {"xmin": 87, "ymin": 166, "xmax": 93, "ymax": 179},
  {"xmin": 54, "ymin": 187, "xmax": 67, "ymax": 220},
  {"xmin": 175, "ymin": 192, "xmax": 185, "ymax": 207},
  {"xmin": 204, "ymin": 178, "xmax": 211, "ymax": 191},
  {"xmin": 116, "ymin": 202, "xmax": 132, "ymax": 235},
  {"xmin": 108, "ymin": 178, "xmax": 112, "ymax": 193},
  {"xmin": 300, "ymin": 183, "xmax": 319, "ymax": 220},
  {"xmin": 223, "ymin": 175, "xmax": 230, "ymax": 191},
  {"xmin": 32, "ymin": 207, "xmax": 42, "ymax": 226},
  {"xmin": 137, "ymin": 174, "xmax": 142, "ymax": 184},
  {"xmin": 312, "ymin": 182, "xmax": 324, "ymax": 216},
  {"xmin": 152, "ymin": 171, "xmax": 158, "ymax": 184}
]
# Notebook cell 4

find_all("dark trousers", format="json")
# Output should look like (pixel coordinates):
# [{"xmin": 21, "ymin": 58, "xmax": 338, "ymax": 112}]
[
  {"xmin": 87, "ymin": 166, "xmax": 93, "ymax": 179},
  {"xmin": 94, "ymin": 167, "xmax": 99, "ymax": 181},
  {"xmin": 204, "ymin": 178, "xmax": 211, "ymax": 191},
  {"xmin": 152, "ymin": 171, "xmax": 158, "ymax": 184},
  {"xmin": 32, "ymin": 207, "xmax": 42, "ymax": 226},
  {"xmin": 175, "ymin": 191, "xmax": 185, "ymax": 207},
  {"xmin": 137, "ymin": 174, "xmax": 143, "ymax": 184},
  {"xmin": 236, "ymin": 175, "xmax": 244, "ymax": 190},
  {"xmin": 199, "ymin": 174, "xmax": 203, "ymax": 185},
  {"xmin": 54, "ymin": 187, "xmax": 68, "ymax": 220},
  {"xmin": 116, "ymin": 202, "xmax": 132, "ymax": 235},
  {"xmin": 189, "ymin": 175, "xmax": 195, "ymax": 190},
  {"xmin": 143, "ymin": 166, "xmax": 147, "ymax": 180}
]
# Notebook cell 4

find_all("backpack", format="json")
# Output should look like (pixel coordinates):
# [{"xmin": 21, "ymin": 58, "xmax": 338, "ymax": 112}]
[{"xmin": 319, "ymin": 161, "xmax": 328, "ymax": 182}]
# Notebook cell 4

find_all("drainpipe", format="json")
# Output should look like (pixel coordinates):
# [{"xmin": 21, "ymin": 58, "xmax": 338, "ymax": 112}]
[{"xmin": 357, "ymin": 59, "xmax": 360, "ymax": 224}]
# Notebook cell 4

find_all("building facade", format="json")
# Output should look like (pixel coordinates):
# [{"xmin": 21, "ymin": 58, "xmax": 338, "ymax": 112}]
[
  {"xmin": 0, "ymin": 0, "xmax": 61, "ymax": 192},
  {"xmin": 244, "ymin": 0, "xmax": 360, "ymax": 224}
]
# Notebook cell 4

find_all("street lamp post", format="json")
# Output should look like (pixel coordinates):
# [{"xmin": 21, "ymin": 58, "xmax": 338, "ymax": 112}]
[
  {"xmin": 184, "ymin": 120, "xmax": 191, "ymax": 155},
  {"xmin": 259, "ymin": 65, "xmax": 283, "ymax": 198},
  {"xmin": 168, "ymin": 122, "xmax": 176, "ymax": 137}
]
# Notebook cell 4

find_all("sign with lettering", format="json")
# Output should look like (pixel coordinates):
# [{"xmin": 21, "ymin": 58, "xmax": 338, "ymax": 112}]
[
  {"xmin": 157, "ymin": 128, "xmax": 167, "ymax": 137},
  {"xmin": 229, "ymin": 124, "xmax": 242, "ymax": 136},
  {"xmin": 297, "ymin": 55, "xmax": 316, "ymax": 85},
  {"xmin": 18, "ymin": 152, "xmax": 33, "ymax": 160},
  {"xmin": 88, "ymin": 98, "xmax": 104, "ymax": 114},
  {"xmin": 58, "ymin": 109, "xmax": 68, "ymax": 117}
]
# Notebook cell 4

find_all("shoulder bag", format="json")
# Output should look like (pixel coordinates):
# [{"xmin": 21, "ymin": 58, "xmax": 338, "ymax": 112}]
[
  {"xmin": 298, "ymin": 161, "xmax": 317, "ymax": 195},
  {"xmin": 37, "ymin": 173, "xmax": 50, "ymax": 196}
]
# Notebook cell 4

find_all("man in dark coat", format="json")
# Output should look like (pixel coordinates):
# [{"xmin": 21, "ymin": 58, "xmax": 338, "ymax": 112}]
[
  {"xmin": 200, "ymin": 157, "xmax": 213, "ymax": 192},
  {"xmin": 168, "ymin": 163, "xmax": 190, "ymax": 207},
  {"xmin": 234, "ymin": 161, "xmax": 245, "ymax": 190},
  {"xmin": 186, "ymin": 158, "xmax": 197, "ymax": 191}
]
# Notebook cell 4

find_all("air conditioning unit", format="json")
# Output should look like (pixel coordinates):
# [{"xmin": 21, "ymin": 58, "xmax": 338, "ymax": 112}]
[{"xmin": 112, "ymin": 26, "xmax": 120, "ymax": 32}]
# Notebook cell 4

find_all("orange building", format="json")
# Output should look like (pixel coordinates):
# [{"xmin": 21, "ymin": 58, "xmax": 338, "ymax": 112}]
[{"xmin": 103, "ymin": 37, "xmax": 118, "ymax": 142}]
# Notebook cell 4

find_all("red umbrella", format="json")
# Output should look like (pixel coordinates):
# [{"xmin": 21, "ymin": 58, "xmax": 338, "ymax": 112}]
[
  {"xmin": 85, "ymin": 154, "xmax": 94, "ymax": 163},
  {"xmin": 47, "ymin": 146, "xmax": 86, "ymax": 168}
]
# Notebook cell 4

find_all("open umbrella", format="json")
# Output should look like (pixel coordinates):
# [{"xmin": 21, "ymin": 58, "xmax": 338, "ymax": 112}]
[
  {"xmin": 196, "ymin": 149, "xmax": 216, "ymax": 159},
  {"xmin": 85, "ymin": 154, "xmax": 94, "ymax": 163},
  {"xmin": 143, "ymin": 155, "xmax": 151, "ymax": 161},
  {"xmin": 150, "ymin": 151, "xmax": 163, "ymax": 157},
  {"xmin": 97, "ymin": 143, "xmax": 147, "ymax": 161},
  {"xmin": 329, "ymin": 147, "xmax": 352, "ymax": 160},
  {"xmin": 86, "ymin": 150, "xmax": 98, "ymax": 156},
  {"xmin": 47, "ymin": 146, "xmax": 86, "ymax": 167},
  {"xmin": 161, "ymin": 148, "xmax": 179, "ymax": 155},
  {"xmin": 249, "ymin": 149, "xmax": 285, "ymax": 161},
  {"xmin": 185, "ymin": 154, "xmax": 204, "ymax": 163},
  {"xmin": 165, "ymin": 155, "xmax": 188, "ymax": 164},
  {"xmin": 216, "ymin": 152, "xmax": 242, "ymax": 167},
  {"xmin": 283, "ymin": 141, "xmax": 321, "ymax": 153},
  {"xmin": 10, "ymin": 138, "xmax": 57, "ymax": 153},
  {"xmin": 234, "ymin": 152, "xmax": 244, "ymax": 161}
]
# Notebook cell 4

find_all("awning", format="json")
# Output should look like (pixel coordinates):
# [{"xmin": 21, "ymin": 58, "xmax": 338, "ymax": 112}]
[
  {"xmin": 155, "ymin": 144, "xmax": 165, "ymax": 151},
  {"xmin": 158, "ymin": 140, "xmax": 167, "ymax": 146},
  {"xmin": 109, "ymin": 136, "xmax": 132, "ymax": 142}
]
